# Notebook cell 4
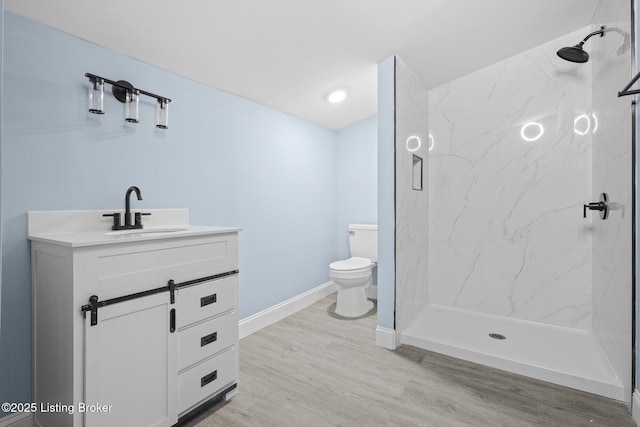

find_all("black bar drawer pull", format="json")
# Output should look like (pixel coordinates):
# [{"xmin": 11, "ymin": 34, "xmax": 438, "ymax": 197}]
[
  {"xmin": 169, "ymin": 309, "xmax": 176, "ymax": 333},
  {"xmin": 200, "ymin": 332, "xmax": 218, "ymax": 347},
  {"xmin": 201, "ymin": 370, "xmax": 217, "ymax": 387},
  {"xmin": 200, "ymin": 293, "xmax": 217, "ymax": 307}
]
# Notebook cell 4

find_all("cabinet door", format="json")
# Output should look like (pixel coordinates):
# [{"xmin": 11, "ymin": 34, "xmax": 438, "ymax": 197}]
[{"xmin": 84, "ymin": 292, "xmax": 177, "ymax": 427}]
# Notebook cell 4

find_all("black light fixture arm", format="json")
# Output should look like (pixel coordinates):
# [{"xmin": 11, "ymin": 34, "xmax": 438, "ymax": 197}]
[{"xmin": 85, "ymin": 72, "xmax": 171, "ymax": 103}]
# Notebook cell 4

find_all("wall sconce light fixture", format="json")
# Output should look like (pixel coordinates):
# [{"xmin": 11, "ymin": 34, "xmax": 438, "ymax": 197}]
[
  {"xmin": 85, "ymin": 73, "xmax": 171, "ymax": 129},
  {"xmin": 156, "ymin": 99, "xmax": 169, "ymax": 129},
  {"xmin": 125, "ymin": 89, "xmax": 140, "ymax": 123},
  {"xmin": 88, "ymin": 76, "xmax": 105, "ymax": 114}
]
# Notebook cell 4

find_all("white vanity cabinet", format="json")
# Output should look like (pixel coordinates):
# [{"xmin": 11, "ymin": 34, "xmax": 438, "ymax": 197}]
[{"xmin": 28, "ymin": 210, "xmax": 239, "ymax": 427}]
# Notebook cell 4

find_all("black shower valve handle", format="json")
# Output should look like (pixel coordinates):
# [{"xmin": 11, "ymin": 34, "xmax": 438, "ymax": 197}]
[
  {"xmin": 583, "ymin": 202, "xmax": 605, "ymax": 218},
  {"xmin": 583, "ymin": 193, "xmax": 609, "ymax": 220}
]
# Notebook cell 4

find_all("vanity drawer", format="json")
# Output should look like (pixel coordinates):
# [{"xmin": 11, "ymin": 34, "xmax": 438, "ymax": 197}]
[
  {"xmin": 92, "ymin": 233, "xmax": 238, "ymax": 300},
  {"xmin": 176, "ymin": 276, "xmax": 237, "ymax": 328},
  {"xmin": 178, "ymin": 312, "xmax": 237, "ymax": 370},
  {"xmin": 178, "ymin": 347, "xmax": 237, "ymax": 415}
]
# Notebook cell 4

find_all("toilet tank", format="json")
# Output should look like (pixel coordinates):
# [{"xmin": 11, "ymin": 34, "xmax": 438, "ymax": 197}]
[{"xmin": 348, "ymin": 224, "xmax": 378, "ymax": 262}]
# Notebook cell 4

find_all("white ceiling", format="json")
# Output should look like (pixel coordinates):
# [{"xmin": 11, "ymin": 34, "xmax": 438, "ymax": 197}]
[{"xmin": 5, "ymin": 0, "xmax": 599, "ymax": 130}]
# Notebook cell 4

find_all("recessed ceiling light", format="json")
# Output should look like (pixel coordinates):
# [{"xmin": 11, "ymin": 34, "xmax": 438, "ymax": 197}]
[{"xmin": 327, "ymin": 90, "xmax": 347, "ymax": 103}]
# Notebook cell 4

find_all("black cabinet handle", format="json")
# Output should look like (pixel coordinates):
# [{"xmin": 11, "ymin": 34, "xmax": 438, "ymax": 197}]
[
  {"xmin": 168, "ymin": 280, "xmax": 176, "ymax": 304},
  {"xmin": 200, "ymin": 332, "xmax": 218, "ymax": 347},
  {"xmin": 201, "ymin": 370, "xmax": 217, "ymax": 387},
  {"xmin": 169, "ymin": 309, "xmax": 175, "ymax": 333},
  {"xmin": 89, "ymin": 295, "xmax": 99, "ymax": 326},
  {"xmin": 200, "ymin": 293, "xmax": 217, "ymax": 307}
]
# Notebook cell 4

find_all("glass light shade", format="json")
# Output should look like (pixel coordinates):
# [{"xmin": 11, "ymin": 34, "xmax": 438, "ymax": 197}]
[
  {"xmin": 156, "ymin": 99, "xmax": 169, "ymax": 129},
  {"xmin": 125, "ymin": 90, "xmax": 140, "ymax": 123},
  {"xmin": 88, "ymin": 78, "xmax": 104, "ymax": 114}
]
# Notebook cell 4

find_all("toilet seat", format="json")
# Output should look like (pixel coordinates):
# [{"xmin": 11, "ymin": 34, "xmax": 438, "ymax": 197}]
[{"xmin": 329, "ymin": 257, "xmax": 372, "ymax": 272}]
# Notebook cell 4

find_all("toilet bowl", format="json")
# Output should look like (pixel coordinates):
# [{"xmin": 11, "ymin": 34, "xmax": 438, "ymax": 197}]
[
  {"xmin": 330, "ymin": 224, "xmax": 377, "ymax": 317},
  {"xmin": 330, "ymin": 256, "xmax": 375, "ymax": 317}
]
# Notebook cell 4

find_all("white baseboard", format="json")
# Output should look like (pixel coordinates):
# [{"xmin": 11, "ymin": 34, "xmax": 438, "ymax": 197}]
[
  {"xmin": 632, "ymin": 389, "xmax": 640, "ymax": 425},
  {"xmin": 0, "ymin": 413, "xmax": 32, "ymax": 427},
  {"xmin": 239, "ymin": 281, "xmax": 338, "ymax": 339},
  {"xmin": 375, "ymin": 326, "xmax": 399, "ymax": 350}
]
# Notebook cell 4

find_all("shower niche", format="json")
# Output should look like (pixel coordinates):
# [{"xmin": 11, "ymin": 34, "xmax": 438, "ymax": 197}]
[{"xmin": 412, "ymin": 155, "xmax": 423, "ymax": 191}]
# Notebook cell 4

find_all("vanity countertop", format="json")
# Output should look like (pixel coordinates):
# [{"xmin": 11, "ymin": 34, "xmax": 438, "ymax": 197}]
[{"xmin": 27, "ymin": 209, "xmax": 240, "ymax": 248}]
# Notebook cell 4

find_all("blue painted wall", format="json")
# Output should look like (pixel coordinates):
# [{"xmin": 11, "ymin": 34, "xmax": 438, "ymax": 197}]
[
  {"xmin": 0, "ymin": 13, "xmax": 361, "ymax": 408},
  {"xmin": 377, "ymin": 56, "xmax": 395, "ymax": 330},
  {"xmin": 335, "ymin": 115, "xmax": 378, "ymax": 259}
]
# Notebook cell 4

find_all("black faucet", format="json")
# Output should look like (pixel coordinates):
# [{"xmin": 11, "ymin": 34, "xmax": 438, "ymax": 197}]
[
  {"xmin": 125, "ymin": 186, "xmax": 142, "ymax": 227},
  {"xmin": 103, "ymin": 186, "xmax": 150, "ymax": 230}
]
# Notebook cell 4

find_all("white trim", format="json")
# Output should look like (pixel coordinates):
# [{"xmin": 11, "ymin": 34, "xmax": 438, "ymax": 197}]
[
  {"xmin": 0, "ymin": 413, "xmax": 32, "ymax": 427},
  {"xmin": 632, "ymin": 389, "xmax": 640, "ymax": 425},
  {"xmin": 375, "ymin": 325, "xmax": 399, "ymax": 349},
  {"xmin": 239, "ymin": 281, "xmax": 338, "ymax": 339}
]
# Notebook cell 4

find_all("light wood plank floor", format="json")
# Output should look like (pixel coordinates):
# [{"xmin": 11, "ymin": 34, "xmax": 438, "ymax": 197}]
[{"xmin": 186, "ymin": 294, "xmax": 635, "ymax": 426}]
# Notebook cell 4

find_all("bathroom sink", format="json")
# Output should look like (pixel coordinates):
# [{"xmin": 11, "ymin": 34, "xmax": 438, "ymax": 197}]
[{"xmin": 106, "ymin": 226, "xmax": 189, "ymax": 236}]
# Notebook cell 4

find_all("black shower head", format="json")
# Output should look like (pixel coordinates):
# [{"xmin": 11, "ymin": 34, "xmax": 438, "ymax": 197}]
[
  {"xmin": 557, "ymin": 43, "xmax": 589, "ymax": 63},
  {"xmin": 556, "ymin": 26, "xmax": 606, "ymax": 64}
]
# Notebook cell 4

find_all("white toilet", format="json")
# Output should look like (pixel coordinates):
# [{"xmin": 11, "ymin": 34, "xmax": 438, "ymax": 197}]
[{"xmin": 329, "ymin": 224, "xmax": 377, "ymax": 317}]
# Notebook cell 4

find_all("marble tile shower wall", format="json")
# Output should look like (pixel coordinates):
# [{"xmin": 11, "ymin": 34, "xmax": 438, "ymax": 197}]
[
  {"xmin": 428, "ymin": 27, "xmax": 595, "ymax": 330},
  {"xmin": 395, "ymin": 57, "xmax": 430, "ymax": 333},
  {"xmin": 591, "ymin": 0, "xmax": 632, "ymax": 401}
]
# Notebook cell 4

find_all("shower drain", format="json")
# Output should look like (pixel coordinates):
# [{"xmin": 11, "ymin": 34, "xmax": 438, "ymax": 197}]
[{"xmin": 489, "ymin": 333, "xmax": 506, "ymax": 340}]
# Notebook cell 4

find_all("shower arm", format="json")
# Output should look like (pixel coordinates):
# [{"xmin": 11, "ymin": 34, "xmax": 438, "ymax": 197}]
[{"xmin": 580, "ymin": 28, "xmax": 606, "ymax": 44}]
